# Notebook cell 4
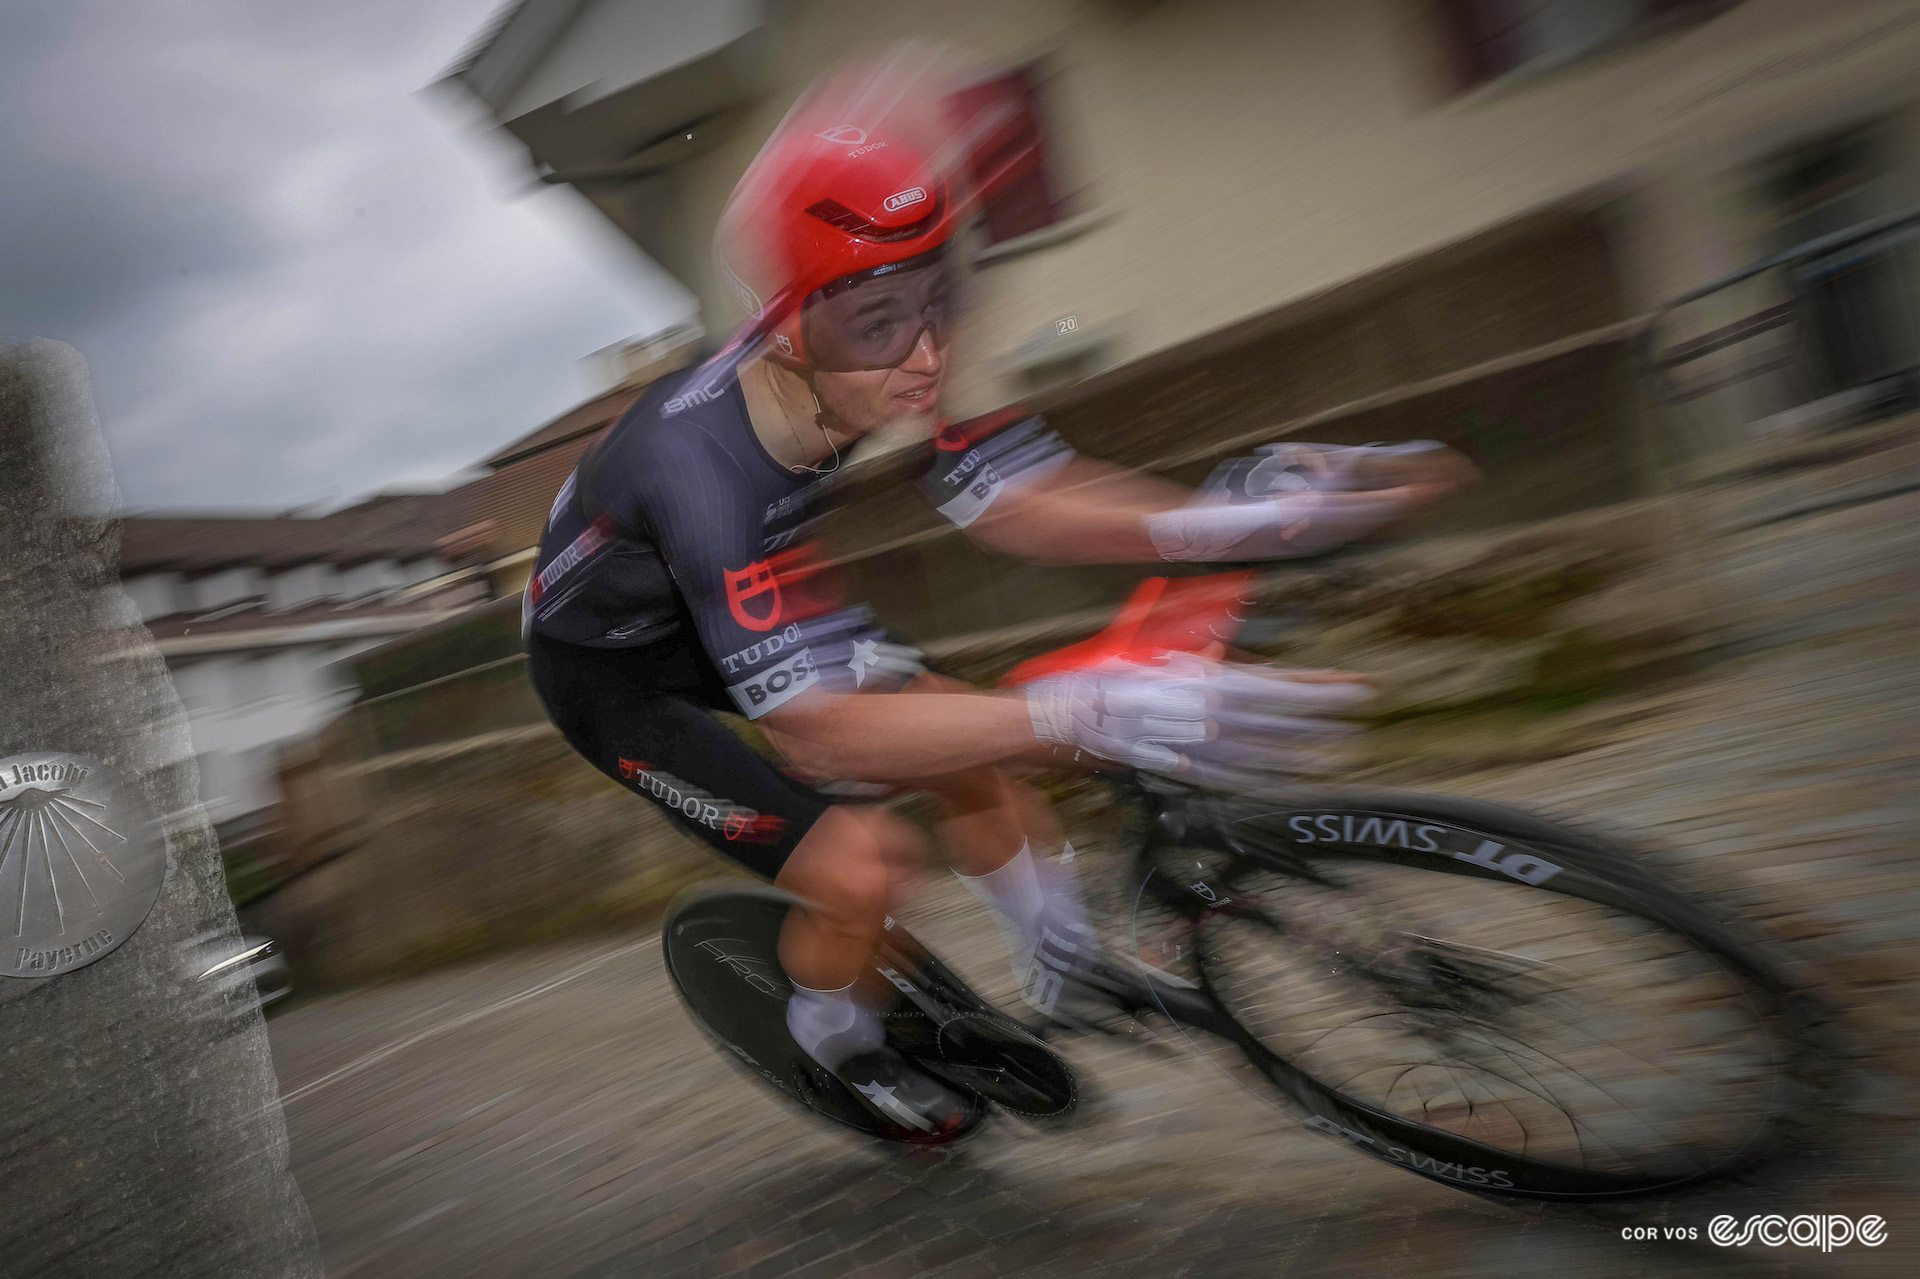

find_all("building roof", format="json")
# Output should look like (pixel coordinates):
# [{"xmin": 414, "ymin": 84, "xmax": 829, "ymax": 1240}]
[
  {"xmin": 481, "ymin": 382, "xmax": 641, "ymax": 469},
  {"xmin": 141, "ymin": 593, "xmax": 466, "ymax": 641},
  {"xmin": 120, "ymin": 369, "xmax": 662, "ymax": 579},
  {"xmin": 440, "ymin": 0, "xmax": 534, "ymax": 82},
  {"xmin": 120, "ymin": 492, "xmax": 462, "ymax": 575},
  {"xmin": 451, "ymin": 432, "xmax": 602, "ymax": 558}
]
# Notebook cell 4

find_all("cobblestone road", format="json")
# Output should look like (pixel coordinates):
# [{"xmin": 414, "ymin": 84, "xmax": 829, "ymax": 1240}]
[{"xmin": 269, "ymin": 470, "xmax": 1920, "ymax": 1277}]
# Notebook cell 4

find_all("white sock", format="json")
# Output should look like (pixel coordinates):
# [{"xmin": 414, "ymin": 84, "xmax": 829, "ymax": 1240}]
[
  {"xmin": 785, "ymin": 981, "xmax": 883, "ymax": 1071},
  {"xmin": 956, "ymin": 841, "xmax": 1097, "ymax": 1011}
]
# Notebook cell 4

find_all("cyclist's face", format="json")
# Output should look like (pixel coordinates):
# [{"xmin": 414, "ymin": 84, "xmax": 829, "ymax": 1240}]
[
  {"xmin": 800, "ymin": 254, "xmax": 958, "ymax": 372},
  {"xmin": 809, "ymin": 316, "xmax": 947, "ymax": 434}
]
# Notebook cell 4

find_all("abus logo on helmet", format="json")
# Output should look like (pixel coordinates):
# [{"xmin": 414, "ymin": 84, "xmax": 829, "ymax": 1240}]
[
  {"xmin": 1709, "ymin": 1215, "xmax": 1886, "ymax": 1251},
  {"xmin": 817, "ymin": 125, "xmax": 867, "ymax": 145},
  {"xmin": 882, "ymin": 186, "xmax": 927, "ymax": 213}
]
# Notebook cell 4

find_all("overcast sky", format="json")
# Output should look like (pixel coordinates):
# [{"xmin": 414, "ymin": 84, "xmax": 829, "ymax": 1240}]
[{"xmin": 2, "ymin": 0, "xmax": 695, "ymax": 512}]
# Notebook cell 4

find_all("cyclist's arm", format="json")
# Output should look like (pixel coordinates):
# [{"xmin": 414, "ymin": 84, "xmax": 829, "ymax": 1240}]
[
  {"xmin": 965, "ymin": 457, "xmax": 1450, "ymax": 566},
  {"xmin": 919, "ymin": 412, "xmax": 1463, "ymax": 566},
  {"xmin": 760, "ymin": 687, "xmax": 1062, "ymax": 783}
]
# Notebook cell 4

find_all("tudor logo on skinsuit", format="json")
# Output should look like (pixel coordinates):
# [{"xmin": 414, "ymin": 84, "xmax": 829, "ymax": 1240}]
[
  {"xmin": 882, "ymin": 186, "xmax": 927, "ymax": 213},
  {"xmin": 615, "ymin": 758, "xmax": 788, "ymax": 844},
  {"xmin": 719, "ymin": 622, "xmax": 804, "ymax": 675},
  {"xmin": 817, "ymin": 125, "xmax": 867, "ymax": 145},
  {"xmin": 725, "ymin": 560, "xmax": 782, "ymax": 632},
  {"xmin": 931, "ymin": 461, "xmax": 1004, "ymax": 530}
]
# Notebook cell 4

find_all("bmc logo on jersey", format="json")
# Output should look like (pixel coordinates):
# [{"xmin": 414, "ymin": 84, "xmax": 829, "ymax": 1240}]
[
  {"xmin": 883, "ymin": 186, "xmax": 927, "ymax": 213},
  {"xmin": 663, "ymin": 378, "xmax": 723, "ymax": 415},
  {"xmin": 725, "ymin": 560, "xmax": 783, "ymax": 632}
]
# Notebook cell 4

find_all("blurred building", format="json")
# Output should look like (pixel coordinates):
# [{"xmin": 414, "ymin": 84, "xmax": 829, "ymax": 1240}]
[
  {"xmin": 120, "ymin": 497, "xmax": 475, "ymax": 828},
  {"xmin": 438, "ymin": 0, "xmax": 1920, "ymax": 645},
  {"xmin": 447, "ymin": 0, "xmax": 1920, "ymax": 426},
  {"xmin": 433, "ymin": 321, "xmax": 702, "ymax": 599},
  {"xmin": 120, "ymin": 326, "xmax": 698, "ymax": 833}
]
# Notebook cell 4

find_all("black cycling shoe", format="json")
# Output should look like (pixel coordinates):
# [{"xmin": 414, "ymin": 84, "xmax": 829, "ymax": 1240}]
[
  {"xmin": 833, "ymin": 1046, "xmax": 975, "ymax": 1139},
  {"xmin": 892, "ymin": 1011, "xmax": 1080, "ymax": 1121}
]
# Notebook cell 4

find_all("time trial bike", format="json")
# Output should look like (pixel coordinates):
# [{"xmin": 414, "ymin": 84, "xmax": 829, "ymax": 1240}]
[{"xmin": 663, "ymin": 573, "xmax": 1828, "ymax": 1200}]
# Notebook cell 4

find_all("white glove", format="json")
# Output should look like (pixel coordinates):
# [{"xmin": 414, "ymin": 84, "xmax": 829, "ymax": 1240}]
[
  {"xmin": 1025, "ymin": 655, "xmax": 1375, "ymax": 787},
  {"xmin": 1146, "ymin": 440, "xmax": 1450, "ymax": 562}
]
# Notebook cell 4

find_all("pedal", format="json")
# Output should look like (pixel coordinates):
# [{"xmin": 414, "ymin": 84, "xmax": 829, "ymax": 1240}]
[{"xmin": 870, "ymin": 940, "xmax": 1082, "ymax": 1124}]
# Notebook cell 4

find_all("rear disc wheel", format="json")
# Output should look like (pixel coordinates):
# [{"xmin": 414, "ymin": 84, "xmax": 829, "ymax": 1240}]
[{"xmin": 662, "ymin": 883, "xmax": 990, "ymax": 1146}]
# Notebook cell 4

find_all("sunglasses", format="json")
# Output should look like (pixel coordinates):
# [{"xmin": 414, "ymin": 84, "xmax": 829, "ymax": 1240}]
[{"xmin": 799, "ymin": 248, "xmax": 963, "ymax": 372}]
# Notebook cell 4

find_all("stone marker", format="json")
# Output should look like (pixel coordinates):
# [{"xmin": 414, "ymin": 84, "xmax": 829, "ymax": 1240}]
[{"xmin": 0, "ymin": 340, "xmax": 322, "ymax": 1277}]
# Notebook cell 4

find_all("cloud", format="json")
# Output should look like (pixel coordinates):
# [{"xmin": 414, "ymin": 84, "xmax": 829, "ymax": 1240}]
[{"xmin": 2, "ymin": 0, "xmax": 694, "ymax": 510}]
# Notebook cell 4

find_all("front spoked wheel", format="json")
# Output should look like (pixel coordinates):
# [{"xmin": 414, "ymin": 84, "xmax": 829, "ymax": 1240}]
[{"xmin": 1133, "ymin": 788, "xmax": 1825, "ymax": 1198}]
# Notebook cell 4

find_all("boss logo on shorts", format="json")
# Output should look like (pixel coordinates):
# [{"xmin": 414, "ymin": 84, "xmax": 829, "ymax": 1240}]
[
  {"xmin": 727, "ymin": 646, "xmax": 820, "ymax": 717},
  {"xmin": 616, "ymin": 758, "xmax": 788, "ymax": 844}
]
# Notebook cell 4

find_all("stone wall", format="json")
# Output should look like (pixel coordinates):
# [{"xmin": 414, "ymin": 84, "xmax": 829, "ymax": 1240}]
[{"xmin": 2, "ymin": 339, "xmax": 322, "ymax": 1276}]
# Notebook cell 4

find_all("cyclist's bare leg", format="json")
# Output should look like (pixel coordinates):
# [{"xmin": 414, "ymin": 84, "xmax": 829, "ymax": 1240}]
[
  {"xmin": 919, "ymin": 763, "xmax": 1064, "ymax": 874},
  {"xmin": 773, "ymin": 804, "xmax": 973, "ymax": 1125},
  {"xmin": 899, "ymin": 671, "xmax": 1065, "ymax": 875},
  {"xmin": 885, "ymin": 673, "xmax": 1107, "ymax": 1013},
  {"xmin": 775, "ymin": 804, "xmax": 927, "ymax": 992}
]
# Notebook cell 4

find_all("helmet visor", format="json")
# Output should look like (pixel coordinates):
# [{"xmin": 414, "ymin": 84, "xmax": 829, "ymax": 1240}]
[{"xmin": 798, "ymin": 247, "xmax": 964, "ymax": 372}]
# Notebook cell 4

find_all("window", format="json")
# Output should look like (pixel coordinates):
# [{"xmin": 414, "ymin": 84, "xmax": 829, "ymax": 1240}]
[
  {"xmin": 1754, "ymin": 125, "xmax": 1918, "ymax": 413},
  {"xmin": 1429, "ymin": 0, "xmax": 1741, "ymax": 93},
  {"xmin": 947, "ymin": 64, "xmax": 1073, "ymax": 247}
]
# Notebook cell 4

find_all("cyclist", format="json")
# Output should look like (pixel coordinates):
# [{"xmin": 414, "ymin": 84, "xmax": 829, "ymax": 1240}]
[{"xmin": 524, "ymin": 49, "xmax": 1475, "ymax": 1135}]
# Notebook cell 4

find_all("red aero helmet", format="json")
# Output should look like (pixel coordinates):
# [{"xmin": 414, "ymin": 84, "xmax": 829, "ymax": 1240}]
[{"xmin": 729, "ymin": 127, "xmax": 961, "ymax": 367}]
